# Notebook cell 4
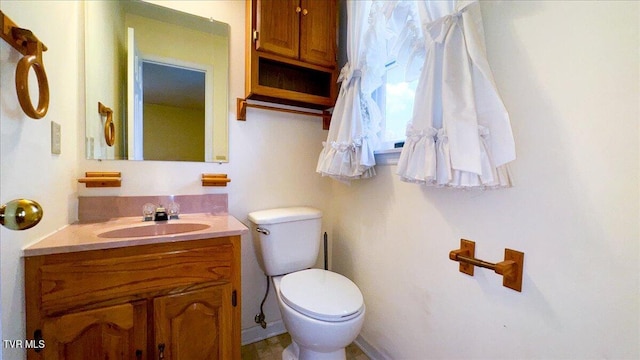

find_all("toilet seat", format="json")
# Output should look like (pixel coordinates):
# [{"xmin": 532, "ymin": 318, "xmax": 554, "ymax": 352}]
[{"xmin": 279, "ymin": 269, "xmax": 364, "ymax": 322}]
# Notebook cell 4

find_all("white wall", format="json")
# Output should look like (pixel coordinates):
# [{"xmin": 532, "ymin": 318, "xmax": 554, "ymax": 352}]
[
  {"xmin": 1, "ymin": 1, "xmax": 638, "ymax": 359},
  {"xmin": 330, "ymin": 1, "xmax": 640, "ymax": 359},
  {"xmin": 0, "ymin": 2, "xmax": 82, "ymax": 359}
]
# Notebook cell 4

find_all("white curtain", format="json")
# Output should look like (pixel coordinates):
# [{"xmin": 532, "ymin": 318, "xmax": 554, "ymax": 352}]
[
  {"xmin": 396, "ymin": 0, "xmax": 515, "ymax": 188},
  {"xmin": 316, "ymin": 0, "xmax": 386, "ymax": 182}
]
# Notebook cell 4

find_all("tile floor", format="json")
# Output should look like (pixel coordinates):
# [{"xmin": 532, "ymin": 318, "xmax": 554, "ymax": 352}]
[{"xmin": 241, "ymin": 332, "xmax": 369, "ymax": 360}]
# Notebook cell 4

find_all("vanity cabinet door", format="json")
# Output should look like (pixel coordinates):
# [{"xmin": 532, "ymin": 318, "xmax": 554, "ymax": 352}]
[
  {"xmin": 153, "ymin": 284, "xmax": 234, "ymax": 360},
  {"xmin": 41, "ymin": 301, "xmax": 146, "ymax": 360}
]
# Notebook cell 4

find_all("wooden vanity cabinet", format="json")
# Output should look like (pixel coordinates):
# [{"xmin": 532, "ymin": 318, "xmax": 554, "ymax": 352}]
[
  {"xmin": 24, "ymin": 236, "xmax": 241, "ymax": 360},
  {"xmin": 246, "ymin": 0, "xmax": 338, "ymax": 109}
]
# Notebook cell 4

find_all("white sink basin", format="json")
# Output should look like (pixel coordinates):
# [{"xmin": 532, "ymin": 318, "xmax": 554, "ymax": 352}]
[{"xmin": 97, "ymin": 222, "xmax": 210, "ymax": 238}]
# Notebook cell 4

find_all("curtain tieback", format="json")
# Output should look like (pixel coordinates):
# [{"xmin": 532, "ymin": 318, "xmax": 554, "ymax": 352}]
[
  {"xmin": 338, "ymin": 63, "xmax": 362, "ymax": 87},
  {"xmin": 424, "ymin": 2, "xmax": 474, "ymax": 44},
  {"xmin": 406, "ymin": 127, "xmax": 437, "ymax": 142},
  {"xmin": 325, "ymin": 140, "xmax": 362, "ymax": 152}
]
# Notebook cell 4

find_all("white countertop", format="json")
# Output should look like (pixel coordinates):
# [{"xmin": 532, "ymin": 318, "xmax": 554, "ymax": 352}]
[{"xmin": 24, "ymin": 213, "xmax": 249, "ymax": 257}]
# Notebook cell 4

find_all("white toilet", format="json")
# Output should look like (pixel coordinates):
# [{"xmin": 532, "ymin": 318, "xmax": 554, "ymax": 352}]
[{"xmin": 248, "ymin": 207, "xmax": 365, "ymax": 360}]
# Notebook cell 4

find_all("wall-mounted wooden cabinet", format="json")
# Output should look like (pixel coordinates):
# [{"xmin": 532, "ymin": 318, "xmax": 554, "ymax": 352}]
[
  {"xmin": 245, "ymin": 0, "xmax": 338, "ymax": 109},
  {"xmin": 25, "ymin": 237, "xmax": 241, "ymax": 360}
]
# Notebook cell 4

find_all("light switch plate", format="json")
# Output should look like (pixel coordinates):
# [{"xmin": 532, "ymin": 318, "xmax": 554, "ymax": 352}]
[{"xmin": 51, "ymin": 121, "xmax": 61, "ymax": 154}]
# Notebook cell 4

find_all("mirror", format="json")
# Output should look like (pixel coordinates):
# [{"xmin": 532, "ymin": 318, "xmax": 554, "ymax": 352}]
[{"xmin": 85, "ymin": 0, "xmax": 229, "ymax": 162}]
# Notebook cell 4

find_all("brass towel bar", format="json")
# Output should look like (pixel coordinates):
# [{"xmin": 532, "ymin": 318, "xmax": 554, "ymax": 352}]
[
  {"xmin": 449, "ymin": 239, "xmax": 524, "ymax": 292},
  {"xmin": 0, "ymin": 11, "xmax": 49, "ymax": 119},
  {"xmin": 237, "ymin": 98, "xmax": 331, "ymax": 130}
]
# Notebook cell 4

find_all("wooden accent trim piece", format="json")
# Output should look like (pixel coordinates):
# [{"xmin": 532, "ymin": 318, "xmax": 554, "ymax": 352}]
[
  {"xmin": 1, "ymin": 10, "xmax": 49, "ymax": 119},
  {"xmin": 202, "ymin": 173, "xmax": 231, "ymax": 187},
  {"xmin": 449, "ymin": 239, "xmax": 525, "ymax": 292},
  {"xmin": 449, "ymin": 239, "xmax": 476, "ymax": 276},
  {"xmin": 0, "ymin": 11, "xmax": 48, "ymax": 54},
  {"xmin": 237, "ymin": 98, "xmax": 331, "ymax": 129},
  {"xmin": 78, "ymin": 172, "xmax": 121, "ymax": 188}
]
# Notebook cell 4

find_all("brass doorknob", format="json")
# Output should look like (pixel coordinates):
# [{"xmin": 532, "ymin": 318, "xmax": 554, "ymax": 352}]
[{"xmin": 0, "ymin": 199, "xmax": 43, "ymax": 230}]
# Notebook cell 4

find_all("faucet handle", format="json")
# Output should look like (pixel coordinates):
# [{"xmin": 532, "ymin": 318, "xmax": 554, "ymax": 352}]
[
  {"xmin": 167, "ymin": 202, "xmax": 180, "ymax": 220},
  {"xmin": 142, "ymin": 203, "xmax": 156, "ymax": 221}
]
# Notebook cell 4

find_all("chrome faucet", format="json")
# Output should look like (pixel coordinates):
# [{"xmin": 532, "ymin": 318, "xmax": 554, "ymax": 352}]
[
  {"xmin": 153, "ymin": 206, "xmax": 169, "ymax": 221},
  {"xmin": 142, "ymin": 202, "xmax": 179, "ymax": 221}
]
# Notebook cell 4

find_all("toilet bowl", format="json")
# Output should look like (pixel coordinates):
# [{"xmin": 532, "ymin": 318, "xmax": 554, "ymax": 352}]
[
  {"xmin": 273, "ymin": 269, "xmax": 365, "ymax": 360},
  {"xmin": 248, "ymin": 207, "xmax": 366, "ymax": 360}
]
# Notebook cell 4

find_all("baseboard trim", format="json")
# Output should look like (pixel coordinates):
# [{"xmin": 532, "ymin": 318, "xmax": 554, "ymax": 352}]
[
  {"xmin": 353, "ymin": 334, "xmax": 386, "ymax": 360},
  {"xmin": 241, "ymin": 320, "xmax": 287, "ymax": 345}
]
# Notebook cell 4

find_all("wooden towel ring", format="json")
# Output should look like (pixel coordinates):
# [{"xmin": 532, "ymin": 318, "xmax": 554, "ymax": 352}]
[
  {"xmin": 15, "ymin": 50, "xmax": 49, "ymax": 119},
  {"xmin": 1, "ymin": 12, "xmax": 50, "ymax": 119},
  {"xmin": 98, "ymin": 102, "xmax": 115, "ymax": 147}
]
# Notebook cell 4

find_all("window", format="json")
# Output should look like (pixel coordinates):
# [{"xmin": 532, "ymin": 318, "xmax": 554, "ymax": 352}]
[{"xmin": 377, "ymin": 61, "xmax": 418, "ymax": 151}]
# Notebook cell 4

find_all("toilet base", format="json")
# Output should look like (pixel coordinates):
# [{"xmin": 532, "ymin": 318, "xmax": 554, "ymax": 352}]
[
  {"xmin": 282, "ymin": 341, "xmax": 346, "ymax": 360},
  {"xmin": 282, "ymin": 342, "xmax": 299, "ymax": 360}
]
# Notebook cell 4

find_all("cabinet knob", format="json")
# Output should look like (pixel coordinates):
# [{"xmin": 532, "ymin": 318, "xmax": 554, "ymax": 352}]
[
  {"xmin": 136, "ymin": 350, "xmax": 143, "ymax": 360},
  {"xmin": 158, "ymin": 343, "xmax": 165, "ymax": 359},
  {"xmin": 302, "ymin": 8, "xmax": 308, "ymax": 16},
  {"xmin": 296, "ymin": 6, "xmax": 301, "ymax": 13}
]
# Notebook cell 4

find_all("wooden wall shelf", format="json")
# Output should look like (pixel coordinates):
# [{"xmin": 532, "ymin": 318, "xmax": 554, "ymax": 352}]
[
  {"xmin": 244, "ymin": 0, "xmax": 338, "ymax": 122},
  {"xmin": 202, "ymin": 174, "xmax": 231, "ymax": 187},
  {"xmin": 237, "ymin": 98, "xmax": 331, "ymax": 130},
  {"xmin": 78, "ymin": 172, "xmax": 121, "ymax": 188}
]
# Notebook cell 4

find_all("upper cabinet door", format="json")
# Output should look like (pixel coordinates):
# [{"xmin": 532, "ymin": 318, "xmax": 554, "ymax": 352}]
[
  {"xmin": 299, "ymin": 0, "xmax": 337, "ymax": 67},
  {"xmin": 255, "ymin": 0, "xmax": 300, "ymax": 59}
]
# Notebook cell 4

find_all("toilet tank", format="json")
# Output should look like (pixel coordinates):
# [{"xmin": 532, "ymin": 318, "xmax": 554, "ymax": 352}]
[{"xmin": 248, "ymin": 207, "xmax": 322, "ymax": 276}]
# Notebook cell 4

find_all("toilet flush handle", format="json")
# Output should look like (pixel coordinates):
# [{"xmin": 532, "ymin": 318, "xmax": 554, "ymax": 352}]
[{"xmin": 256, "ymin": 227, "xmax": 270, "ymax": 235}]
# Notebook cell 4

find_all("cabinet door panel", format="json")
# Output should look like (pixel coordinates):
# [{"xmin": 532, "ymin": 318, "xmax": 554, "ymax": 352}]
[
  {"xmin": 41, "ymin": 302, "xmax": 146, "ymax": 360},
  {"xmin": 255, "ymin": 0, "xmax": 300, "ymax": 59},
  {"xmin": 299, "ymin": 0, "xmax": 336, "ymax": 67},
  {"xmin": 154, "ymin": 284, "xmax": 233, "ymax": 360}
]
